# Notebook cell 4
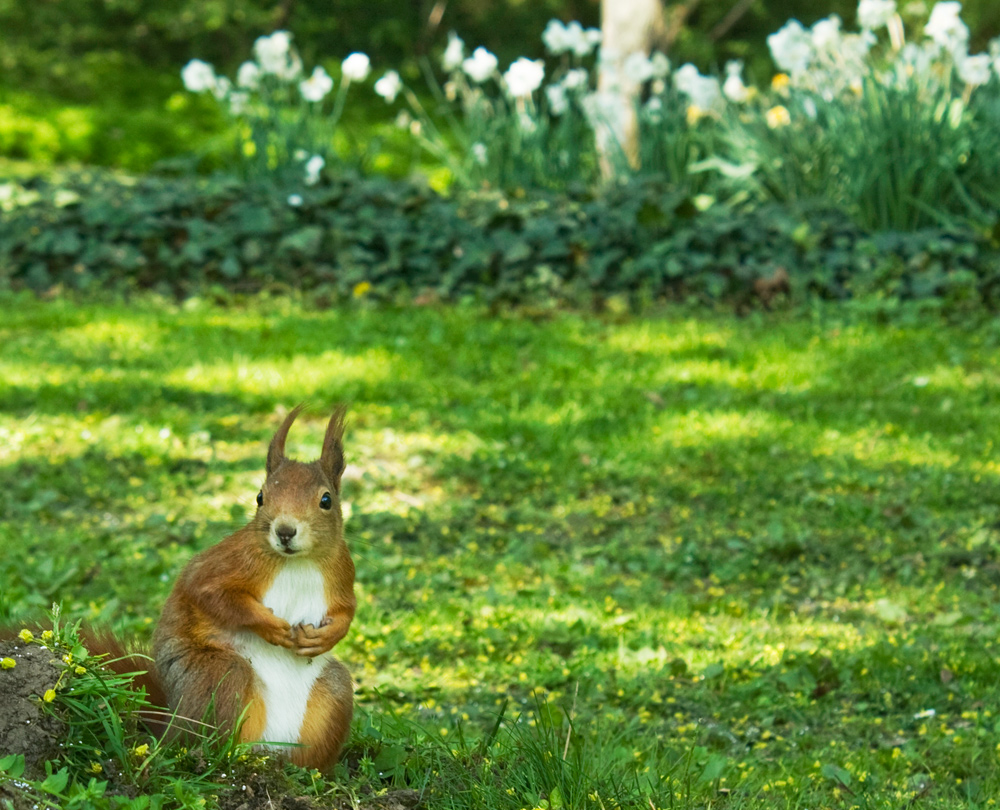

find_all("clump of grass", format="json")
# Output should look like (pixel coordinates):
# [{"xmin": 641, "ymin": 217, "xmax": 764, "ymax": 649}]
[{"xmin": 1, "ymin": 609, "xmax": 273, "ymax": 810}]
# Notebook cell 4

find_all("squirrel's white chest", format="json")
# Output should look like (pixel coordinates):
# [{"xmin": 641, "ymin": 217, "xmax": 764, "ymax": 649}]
[
  {"xmin": 232, "ymin": 560, "xmax": 328, "ymax": 747},
  {"xmin": 261, "ymin": 560, "xmax": 327, "ymax": 626}
]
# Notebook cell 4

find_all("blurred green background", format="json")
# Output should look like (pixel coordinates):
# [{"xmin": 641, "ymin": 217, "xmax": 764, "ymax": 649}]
[{"xmin": 3, "ymin": 0, "xmax": 998, "ymax": 170}]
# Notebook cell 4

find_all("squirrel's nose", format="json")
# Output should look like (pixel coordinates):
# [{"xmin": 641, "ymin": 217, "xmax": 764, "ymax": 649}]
[{"xmin": 275, "ymin": 524, "xmax": 297, "ymax": 545}]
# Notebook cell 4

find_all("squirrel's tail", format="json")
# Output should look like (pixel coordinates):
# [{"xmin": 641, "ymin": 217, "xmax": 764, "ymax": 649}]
[{"xmin": 76, "ymin": 628, "xmax": 171, "ymax": 736}]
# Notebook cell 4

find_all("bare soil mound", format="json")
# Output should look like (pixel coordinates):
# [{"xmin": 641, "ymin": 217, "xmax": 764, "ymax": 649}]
[{"xmin": 0, "ymin": 640, "xmax": 66, "ymax": 773}]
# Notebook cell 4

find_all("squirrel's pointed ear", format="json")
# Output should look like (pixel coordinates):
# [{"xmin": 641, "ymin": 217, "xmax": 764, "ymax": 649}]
[
  {"xmin": 267, "ymin": 405, "xmax": 304, "ymax": 475},
  {"xmin": 320, "ymin": 405, "xmax": 347, "ymax": 490}
]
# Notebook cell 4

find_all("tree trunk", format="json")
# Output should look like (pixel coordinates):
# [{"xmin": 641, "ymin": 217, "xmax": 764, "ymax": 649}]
[{"xmin": 597, "ymin": 0, "xmax": 664, "ymax": 176}]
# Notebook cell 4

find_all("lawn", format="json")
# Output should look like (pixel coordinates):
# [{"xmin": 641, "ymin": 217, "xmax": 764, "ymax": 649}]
[{"xmin": 1, "ymin": 294, "xmax": 999, "ymax": 809}]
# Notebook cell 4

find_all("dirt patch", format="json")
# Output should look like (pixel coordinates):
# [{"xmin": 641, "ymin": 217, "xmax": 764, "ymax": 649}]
[
  {"xmin": 216, "ymin": 767, "xmax": 421, "ymax": 810},
  {"xmin": 0, "ymin": 640, "xmax": 66, "ymax": 773},
  {"xmin": 350, "ymin": 790, "xmax": 421, "ymax": 810},
  {"xmin": 217, "ymin": 768, "xmax": 321, "ymax": 810}
]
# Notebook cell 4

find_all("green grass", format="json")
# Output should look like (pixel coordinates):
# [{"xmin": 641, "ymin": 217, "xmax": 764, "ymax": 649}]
[{"xmin": 2, "ymin": 293, "xmax": 1000, "ymax": 809}]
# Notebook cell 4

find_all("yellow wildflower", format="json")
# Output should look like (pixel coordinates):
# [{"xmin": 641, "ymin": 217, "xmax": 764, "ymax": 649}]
[
  {"xmin": 771, "ymin": 73, "xmax": 790, "ymax": 92},
  {"xmin": 132, "ymin": 744, "xmax": 149, "ymax": 757},
  {"xmin": 41, "ymin": 630, "xmax": 53, "ymax": 641},
  {"xmin": 352, "ymin": 281, "xmax": 372, "ymax": 298},
  {"xmin": 1, "ymin": 657, "xmax": 16, "ymax": 670},
  {"xmin": 766, "ymin": 105, "xmax": 791, "ymax": 129},
  {"xmin": 75, "ymin": 666, "xmax": 86, "ymax": 675},
  {"xmin": 18, "ymin": 629, "xmax": 33, "ymax": 643},
  {"xmin": 90, "ymin": 762, "xmax": 103, "ymax": 774},
  {"xmin": 43, "ymin": 689, "xmax": 56, "ymax": 702}
]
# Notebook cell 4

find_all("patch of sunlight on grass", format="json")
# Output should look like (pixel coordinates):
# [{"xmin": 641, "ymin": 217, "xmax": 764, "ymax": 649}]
[
  {"xmin": 0, "ymin": 360, "xmax": 84, "ymax": 387},
  {"xmin": 814, "ymin": 425, "xmax": 963, "ymax": 470},
  {"xmin": 0, "ymin": 413, "xmax": 249, "ymax": 465},
  {"xmin": 666, "ymin": 409, "xmax": 791, "ymax": 444},
  {"xmin": 908, "ymin": 365, "xmax": 1000, "ymax": 392},
  {"xmin": 658, "ymin": 405, "xmax": 973, "ymax": 473},
  {"xmin": 606, "ymin": 320, "xmax": 733, "ymax": 355},
  {"xmin": 979, "ymin": 459, "xmax": 1000, "ymax": 476},
  {"xmin": 276, "ymin": 422, "xmax": 487, "ymax": 519},
  {"xmin": 517, "ymin": 399, "xmax": 591, "ymax": 427},
  {"xmin": 54, "ymin": 318, "xmax": 164, "ymax": 355},
  {"xmin": 653, "ymin": 356, "xmax": 821, "ymax": 393},
  {"xmin": 167, "ymin": 348, "xmax": 396, "ymax": 397}
]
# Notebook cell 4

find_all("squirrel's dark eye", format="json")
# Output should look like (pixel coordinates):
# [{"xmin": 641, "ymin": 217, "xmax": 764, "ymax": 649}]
[
  {"xmin": 319, "ymin": 492, "xmax": 332, "ymax": 510},
  {"xmin": 256, "ymin": 491, "xmax": 263, "ymax": 507}
]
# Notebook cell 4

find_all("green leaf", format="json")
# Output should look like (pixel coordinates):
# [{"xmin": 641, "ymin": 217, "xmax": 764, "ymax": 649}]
[
  {"xmin": 220, "ymin": 254, "xmax": 242, "ymax": 279},
  {"xmin": 373, "ymin": 744, "xmax": 405, "ymax": 776},
  {"xmin": 278, "ymin": 226, "xmax": 324, "ymax": 257},
  {"xmin": 40, "ymin": 767, "xmax": 70, "ymax": 795},
  {"xmin": 699, "ymin": 754, "xmax": 728, "ymax": 783},
  {"xmin": 668, "ymin": 658, "xmax": 689, "ymax": 677},
  {"xmin": 703, "ymin": 662, "xmax": 725, "ymax": 679},
  {"xmin": 821, "ymin": 763, "xmax": 852, "ymax": 787},
  {"xmin": 0, "ymin": 754, "xmax": 25, "ymax": 778},
  {"xmin": 636, "ymin": 201, "xmax": 667, "ymax": 229}
]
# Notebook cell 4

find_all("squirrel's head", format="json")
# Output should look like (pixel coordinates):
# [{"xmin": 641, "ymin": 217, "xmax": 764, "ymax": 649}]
[{"xmin": 253, "ymin": 405, "xmax": 346, "ymax": 558}]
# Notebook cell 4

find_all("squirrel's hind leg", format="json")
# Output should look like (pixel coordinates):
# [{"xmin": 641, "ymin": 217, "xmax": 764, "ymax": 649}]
[
  {"xmin": 157, "ymin": 644, "xmax": 265, "ymax": 743},
  {"xmin": 292, "ymin": 658, "xmax": 353, "ymax": 771}
]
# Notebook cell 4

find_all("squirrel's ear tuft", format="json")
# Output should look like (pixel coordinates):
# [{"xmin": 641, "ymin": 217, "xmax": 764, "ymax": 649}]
[
  {"xmin": 267, "ymin": 404, "xmax": 305, "ymax": 475},
  {"xmin": 320, "ymin": 405, "xmax": 347, "ymax": 490}
]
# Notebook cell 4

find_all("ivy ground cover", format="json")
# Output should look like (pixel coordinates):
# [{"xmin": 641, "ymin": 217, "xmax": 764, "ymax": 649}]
[{"xmin": 1, "ymin": 296, "xmax": 1000, "ymax": 809}]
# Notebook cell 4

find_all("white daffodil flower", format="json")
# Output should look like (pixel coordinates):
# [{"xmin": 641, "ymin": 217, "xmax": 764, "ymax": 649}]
[
  {"xmin": 374, "ymin": 70, "xmax": 402, "ymax": 102},
  {"xmin": 342, "ymin": 52, "xmax": 371, "ymax": 82},
  {"xmin": 463, "ymin": 47, "xmax": 499, "ymax": 83},
  {"xmin": 237, "ymin": 61, "xmax": 260, "ymax": 89},
  {"xmin": 768, "ymin": 20, "xmax": 814, "ymax": 75},
  {"xmin": 442, "ymin": 32, "xmax": 465, "ymax": 71},
  {"xmin": 857, "ymin": 0, "xmax": 897, "ymax": 30},
  {"xmin": 503, "ymin": 58, "xmax": 545, "ymax": 97},
  {"xmin": 925, "ymin": 2, "xmax": 969, "ymax": 57},
  {"xmin": 299, "ymin": 66, "xmax": 334, "ymax": 102},
  {"xmin": 304, "ymin": 155, "xmax": 325, "ymax": 186},
  {"xmin": 181, "ymin": 59, "xmax": 217, "ymax": 93}
]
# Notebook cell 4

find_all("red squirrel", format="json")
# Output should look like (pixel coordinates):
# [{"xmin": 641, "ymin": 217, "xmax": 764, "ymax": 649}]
[{"xmin": 151, "ymin": 405, "xmax": 356, "ymax": 770}]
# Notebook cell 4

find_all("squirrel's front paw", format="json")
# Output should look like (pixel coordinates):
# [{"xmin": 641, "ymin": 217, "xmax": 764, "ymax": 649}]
[
  {"xmin": 260, "ymin": 620, "xmax": 295, "ymax": 649},
  {"xmin": 292, "ymin": 622, "xmax": 332, "ymax": 657}
]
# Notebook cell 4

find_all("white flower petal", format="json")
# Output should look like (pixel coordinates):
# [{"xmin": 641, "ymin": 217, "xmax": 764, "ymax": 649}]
[
  {"xmin": 925, "ymin": 2, "xmax": 969, "ymax": 57},
  {"xmin": 857, "ymin": 0, "xmax": 896, "ymax": 30},
  {"xmin": 299, "ymin": 66, "xmax": 334, "ymax": 102},
  {"xmin": 442, "ymin": 32, "xmax": 465, "ymax": 71},
  {"xmin": 342, "ymin": 52, "xmax": 371, "ymax": 82},
  {"xmin": 767, "ymin": 19, "xmax": 814, "ymax": 75},
  {"xmin": 181, "ymin": 59, "xmax": 217, "ymax": 93},
  {"xmin": 237, "ymin": 61, "xmax": 261, "ymax": 89},
  {"xmin": 463, "ymin": 47, "xmax": 498, "ymax": 83},
  {"xmin": 374, "ymin": 70, "xmax": 402, "ymax": 102},
  {"xmin": 503, "ymin": 57, "xmax": 545, "ymax": 97}
]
